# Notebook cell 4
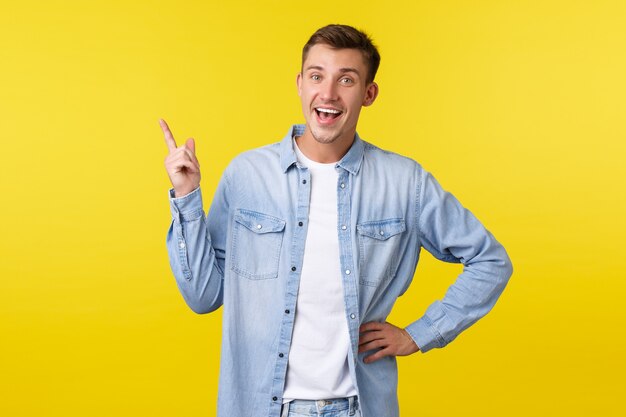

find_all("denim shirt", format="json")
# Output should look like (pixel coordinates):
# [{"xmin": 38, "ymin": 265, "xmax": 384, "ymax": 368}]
[{"xmin": 166, "ymin": 124, "xmax": 513, "ymax": 417}]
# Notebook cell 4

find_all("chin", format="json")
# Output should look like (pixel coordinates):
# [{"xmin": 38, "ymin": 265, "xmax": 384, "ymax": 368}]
[
  {"xmin": 311, "ymin": 131, "xmax": 341, "ymax": 145},
  {"xmin": 309, "ymin": 125, "xmax": 344, "ymax": 145}
]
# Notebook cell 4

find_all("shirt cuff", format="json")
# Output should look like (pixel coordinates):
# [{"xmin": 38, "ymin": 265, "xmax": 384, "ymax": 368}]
[
  {"xmin": 168, "ymin": 187, "xmax": 204, "ymax": 222},
  {"xmin": 405, "ymin": 315, "xmax": 447, "ymax": 353}
]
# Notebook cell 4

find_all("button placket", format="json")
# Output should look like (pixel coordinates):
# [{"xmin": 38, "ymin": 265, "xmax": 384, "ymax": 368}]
[
  {"xmin": 336, "ymin": 170, "xmax": 360, "ymax": 359},
  {"xmin": 269, "ymin": 165, "xmax": 310, "ymax": 407}
]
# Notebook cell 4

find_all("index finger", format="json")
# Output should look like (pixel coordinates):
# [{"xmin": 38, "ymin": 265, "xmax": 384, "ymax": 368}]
[
  {"xmin": 359, "ymin": 321, "xmax": 386, "ymax": 333},
  {"xmin": 159, "ymin": 118, "xmax": 177, "ymax": 152}
]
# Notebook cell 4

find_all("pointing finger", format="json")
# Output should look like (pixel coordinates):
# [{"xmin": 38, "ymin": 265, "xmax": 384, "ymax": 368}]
[{"xmin": 159, "ymin": 118, "xmax": 178, "ymax": 153}]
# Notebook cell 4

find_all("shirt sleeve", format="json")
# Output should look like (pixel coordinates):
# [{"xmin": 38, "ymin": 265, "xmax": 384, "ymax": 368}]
[
  {"xmin": 405, "ymin": 169, "xmax": 513, "ymax": 353},
  {"xmin": 165, "ymin": 174, "xmax": 230, "ymax": 314}
]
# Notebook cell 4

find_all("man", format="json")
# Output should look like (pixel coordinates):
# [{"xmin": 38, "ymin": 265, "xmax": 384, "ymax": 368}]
[{"xmin": 161, "ymin": 24, "xmax": 512, "ymax": 417}]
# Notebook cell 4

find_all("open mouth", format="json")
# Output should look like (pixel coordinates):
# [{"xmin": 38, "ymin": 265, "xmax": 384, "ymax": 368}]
[{"xmin": 315, "ymin": 107, "xmax": 343, "ymax": 122}]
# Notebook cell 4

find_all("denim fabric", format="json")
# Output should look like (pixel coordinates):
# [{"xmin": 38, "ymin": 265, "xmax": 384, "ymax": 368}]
[
  {"xmin": 281, "ymin": 397, "xmax": 360, "ymax": 417},
  {"xmin": 166, "ymin": 124, "xmax": 513, "ymax": 417}
]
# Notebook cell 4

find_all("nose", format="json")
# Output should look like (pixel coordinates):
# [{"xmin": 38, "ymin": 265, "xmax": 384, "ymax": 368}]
[{"xmin": 319, "ymin": 79, "xmax": 338, "ymax": 102}]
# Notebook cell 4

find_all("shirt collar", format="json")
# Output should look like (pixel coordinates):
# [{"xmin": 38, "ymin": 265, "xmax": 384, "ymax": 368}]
[{"xmin": 279, "ymin": 124, "xmax": 365, "ymax": 175}]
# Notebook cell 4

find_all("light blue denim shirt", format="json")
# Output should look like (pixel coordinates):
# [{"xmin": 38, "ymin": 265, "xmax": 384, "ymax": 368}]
[{"xmin": 166, "ymin": 124, "xmax": 512, "ymax": 417}]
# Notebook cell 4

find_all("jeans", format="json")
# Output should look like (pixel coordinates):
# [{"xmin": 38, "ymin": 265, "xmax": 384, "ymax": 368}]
[{"xmin": 280, "ymin": 396, "xmax": 360, "ymax": 417}]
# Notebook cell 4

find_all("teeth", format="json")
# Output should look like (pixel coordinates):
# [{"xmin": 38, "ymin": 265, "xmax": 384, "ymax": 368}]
[{"xmin": 316, "ymin": 108, "xmax": 341, "ymax": 114}]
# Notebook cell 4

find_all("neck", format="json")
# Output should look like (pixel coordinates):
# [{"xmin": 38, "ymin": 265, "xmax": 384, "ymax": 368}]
[{"xmin": 295, "ymin": 129, "xmax": 354, "ymax": 163}]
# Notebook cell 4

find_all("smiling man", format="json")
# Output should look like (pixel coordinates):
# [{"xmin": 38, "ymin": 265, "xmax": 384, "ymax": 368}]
[
  {"xmin": 296, "ymin": 42, "xmax": 378, "ymax": 162},
  {"xmin": 161, "ymin": 24, "xmax": 512, "ymax": 417}
]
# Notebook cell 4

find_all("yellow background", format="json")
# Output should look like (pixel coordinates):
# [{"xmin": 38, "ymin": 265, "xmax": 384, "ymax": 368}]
[{"xmin": 1, "ymin": 0, "xmax": 625, "ymax": 415}]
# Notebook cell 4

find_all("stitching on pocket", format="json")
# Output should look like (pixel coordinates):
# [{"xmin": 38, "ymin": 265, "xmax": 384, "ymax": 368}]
[
  {"xmin": 357, "ymin": 218, "xmax": 406, "ymax": 286},
  {"xmin": 230, "ymin": 209, "xmax": 286, "ymax": 280}
]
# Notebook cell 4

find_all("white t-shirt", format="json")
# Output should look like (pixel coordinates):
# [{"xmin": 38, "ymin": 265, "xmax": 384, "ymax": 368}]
[{"xmin": 282, "ymin": 139, "xmax": 357, "ymax": 401}]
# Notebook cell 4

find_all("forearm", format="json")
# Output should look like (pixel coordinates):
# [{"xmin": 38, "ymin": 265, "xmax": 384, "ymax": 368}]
[
  {"xmin": 406, "ymin": 241, "xmax": 513, "ymax": 352},
  {"xmin": 166, "ymin": 187, "xmax": 225, "ymax": 314},
  {"xmin": 407, "ymin": 169, "xmax": 513, "ymax": 352}
]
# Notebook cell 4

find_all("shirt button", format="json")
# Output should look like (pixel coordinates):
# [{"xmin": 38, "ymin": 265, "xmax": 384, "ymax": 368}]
[
  {"xmin": 279, "ymin": 353, "xmax": 284, "ymax": 358},
  {"xmin": 379, "ymin": 230, "xmax": 384, "ymax": 236},
  {"xmin": 302, "ymin": 179, "xmax": 307, "ymax": 184},
  {"xmin": 179, "ymin": 242, "xmax": 186, "ymax": 249},
  {"xmin": 291, "ymin": 266, "xmax": 297, "ymax": 272},
  {"xmin": 298, "ymin": 221, "xmax": 303, "ymax": 226},
  {"xmin": 285, "ymin": 309, "xmax": 290, "ymax": 314},
  {"xmin": 256, "ymin": 224, "xmax": 262, "ymax": 230},
  {"xmin": 345, "ymin": 269, "xmax": 351, "ymax": 275},
  {"xmin": 341, "ymin": 225, "xmax": 347, "ymax": 230},
  {"xmin": 340, "ymin": 183, "xmax": 346, "ymax": 189},
  {"xmin": 273, "ymin": 396, "xmax": 278, "ymax": 401},
  {"xmin": 350, "ymin": 313, "xmax": 356, "ymax": 319}
]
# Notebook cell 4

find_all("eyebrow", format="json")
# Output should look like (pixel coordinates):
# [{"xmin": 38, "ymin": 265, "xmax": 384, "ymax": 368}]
[{"xmin": 304, "ymin": 65, "xmax": 361, "ymax": 76}]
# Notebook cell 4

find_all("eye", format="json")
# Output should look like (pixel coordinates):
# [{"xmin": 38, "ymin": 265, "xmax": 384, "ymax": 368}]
[
  {"xmin": 340, "ymin": 77, "xmax": 354, "ymax": 84},
  {"xmin": 311, "ymin": 74, "xmax": 321, "ymax": 81}
]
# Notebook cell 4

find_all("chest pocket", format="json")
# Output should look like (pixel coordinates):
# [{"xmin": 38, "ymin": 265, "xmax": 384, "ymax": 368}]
[
  {"xmin": 230, "ymin": 209, "xmax": 286, "ymax": 280},
  {"xmin": 357, "ymin": 218, "xmax": 406, "ymax": 286}
]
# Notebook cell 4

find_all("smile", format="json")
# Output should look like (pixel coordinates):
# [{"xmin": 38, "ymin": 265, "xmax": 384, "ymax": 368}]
[{"xmin": 315, "ymin": 107, "xmax": 343, "ymax": 123}]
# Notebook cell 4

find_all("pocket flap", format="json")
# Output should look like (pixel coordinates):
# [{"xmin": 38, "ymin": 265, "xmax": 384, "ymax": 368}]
[
  {"xmin": 234, "ymin": 209, "xmax": 286, "ymax": 234},
  {"xmin": 357, "ymin": 218, "xmax": 406, "ymax": 241}
]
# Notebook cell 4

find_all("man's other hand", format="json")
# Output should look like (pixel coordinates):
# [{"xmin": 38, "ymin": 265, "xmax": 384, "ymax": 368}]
[
  {"xmin": 358, "ymin": 321, "xmax": 420, "ymax": 364},
  {"xmin": 160, "ymin": 118, "xmax": 201, "ymax": 198}
]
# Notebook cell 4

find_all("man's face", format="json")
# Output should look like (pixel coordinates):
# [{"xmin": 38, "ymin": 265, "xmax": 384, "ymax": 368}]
[{"xmin": 297, "ymin": 44, "xmax": 378, "ymax": 146}]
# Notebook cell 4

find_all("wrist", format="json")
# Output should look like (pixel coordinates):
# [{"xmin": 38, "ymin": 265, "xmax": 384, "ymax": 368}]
[
  {"xmin": 402, "ymin": 328, "xmax": 420, "ymax": 353},
  {"xmin": 174, "ymin": 186, "xmax": 197, "ymax": 198}
]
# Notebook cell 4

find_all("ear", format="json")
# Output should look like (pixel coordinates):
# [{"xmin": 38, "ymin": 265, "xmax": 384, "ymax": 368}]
[
  {"xmin": 362, "ymin": 82, "xmax": 379, "ymax": 107},
  {"xmin": 296, "ymin": 72, "xmax": 302, "ymax": 97}
]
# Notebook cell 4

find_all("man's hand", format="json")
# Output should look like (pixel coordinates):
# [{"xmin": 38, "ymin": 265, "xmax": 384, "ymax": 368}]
[
  {"xmin": 160, "ymin": 119, "xmax": 201, "ymax": 198},
  {"xmin": 358, "ymin": 321, "xmax": 420, "ymax": 364}
]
